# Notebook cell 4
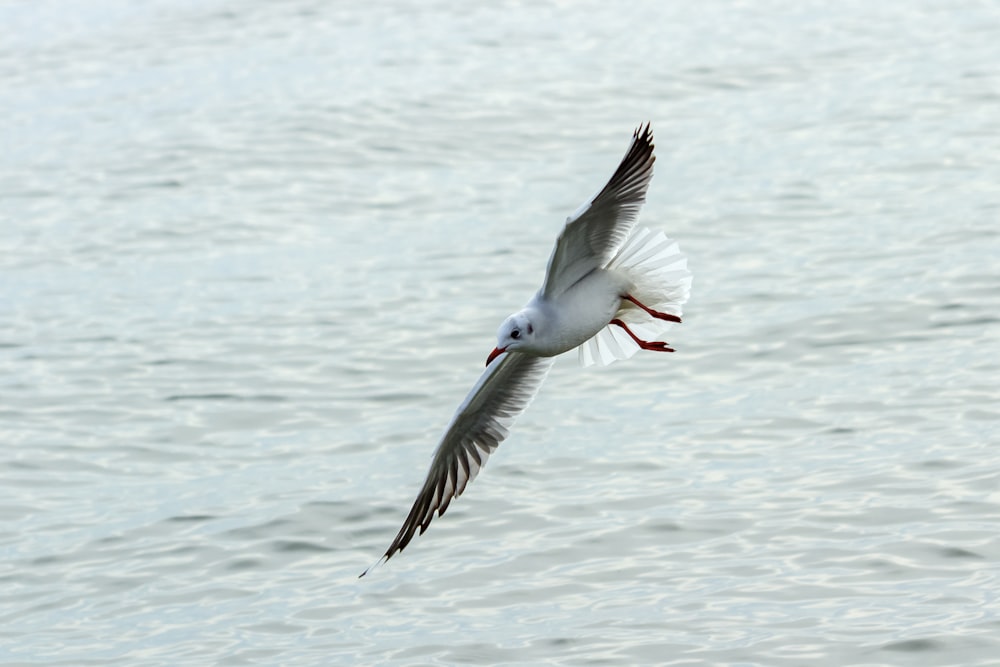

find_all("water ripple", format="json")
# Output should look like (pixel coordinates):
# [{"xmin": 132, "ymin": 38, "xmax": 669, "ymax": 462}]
[{"xmin": 2, "ymin": 0, "xmax": 1000, "ymax": 664}]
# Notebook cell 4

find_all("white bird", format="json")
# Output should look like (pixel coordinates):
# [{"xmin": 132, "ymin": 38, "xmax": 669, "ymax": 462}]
[{"xmin": 362, "ymin": 124, "xmax": 692, "ymax": 576}]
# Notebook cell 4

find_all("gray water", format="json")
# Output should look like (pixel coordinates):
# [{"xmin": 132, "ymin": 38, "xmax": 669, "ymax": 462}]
[{"xmin": 3, "ymin": 1, "xmax": 1000, "ymax": 665}]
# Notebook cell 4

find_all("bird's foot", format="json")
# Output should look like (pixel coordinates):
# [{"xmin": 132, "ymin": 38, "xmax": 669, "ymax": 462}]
[
  {"xmin": 624, "ymin": 295, "xmax": 682, "ymax": 323},
  {"xmin": 611, "ymin": 319, "xmax": 675, "ymax": 353}
]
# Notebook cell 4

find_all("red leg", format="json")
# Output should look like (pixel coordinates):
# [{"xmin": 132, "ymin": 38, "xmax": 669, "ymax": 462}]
[
  {"xmin": 611, "ymin": 319, "xmax": 675, "ymax": 352},
  {"xmin": 624, "ymin": 295, "xmax": 682, "ymax": 323}
]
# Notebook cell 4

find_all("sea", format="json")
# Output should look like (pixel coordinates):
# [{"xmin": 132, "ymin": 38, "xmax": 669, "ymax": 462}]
[{"xmin": 2, "ymin": 0, "xmax": 999, "ymax": 664}]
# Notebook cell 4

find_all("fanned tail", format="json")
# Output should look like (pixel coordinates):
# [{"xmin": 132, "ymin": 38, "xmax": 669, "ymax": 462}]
[{"xmin": 578, "ymin": 227, "xmax": 692, "ymax": 367}]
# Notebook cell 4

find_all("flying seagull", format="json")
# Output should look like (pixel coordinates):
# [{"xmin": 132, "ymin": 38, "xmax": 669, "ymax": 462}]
[{"xmin": 362, "ymin": 124, "xmax": 692, "ymax": 576}]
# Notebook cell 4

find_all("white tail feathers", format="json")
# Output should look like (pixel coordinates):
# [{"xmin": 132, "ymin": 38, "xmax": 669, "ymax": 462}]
[{"xmin": 578, "ymin": 227, "xmax": 692, "ymax": 367}]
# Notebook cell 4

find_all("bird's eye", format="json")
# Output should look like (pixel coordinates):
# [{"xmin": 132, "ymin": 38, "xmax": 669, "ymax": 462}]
[{"xmin": 510, "ymin": 329, "xmax": 520, "ymax": 340}]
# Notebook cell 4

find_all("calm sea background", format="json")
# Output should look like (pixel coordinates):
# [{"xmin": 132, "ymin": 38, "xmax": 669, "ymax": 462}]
[{"xmin": 2, "ymin": 1, "xmax": 999, "ymax": 665}]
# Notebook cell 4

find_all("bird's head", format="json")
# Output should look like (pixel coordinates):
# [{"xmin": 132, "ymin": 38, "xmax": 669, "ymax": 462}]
[{"xmin": 486, "ymin": 312, "xmax": 536, "ymax": 366}]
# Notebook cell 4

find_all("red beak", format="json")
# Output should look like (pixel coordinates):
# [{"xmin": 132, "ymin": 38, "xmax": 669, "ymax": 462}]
[{"xmin": 486, "ymin": 347, "xmax": 505, "ymax": 366}]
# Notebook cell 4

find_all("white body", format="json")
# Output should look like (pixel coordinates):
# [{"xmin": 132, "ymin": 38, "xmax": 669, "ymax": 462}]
[{"xmin": 520, "ymin": 268, "xmax": 632, "ymax": 357}]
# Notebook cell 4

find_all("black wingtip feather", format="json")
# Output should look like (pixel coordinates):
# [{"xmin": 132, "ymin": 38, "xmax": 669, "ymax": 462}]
[{"xmin": 597, "ymin": 123, "xmax": 655, "ymax": 202}]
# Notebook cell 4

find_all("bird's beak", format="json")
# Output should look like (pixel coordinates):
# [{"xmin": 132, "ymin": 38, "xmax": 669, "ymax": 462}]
[{"xmin": 486, "ymin": 347, "xmax": 505, "ymax": 366}]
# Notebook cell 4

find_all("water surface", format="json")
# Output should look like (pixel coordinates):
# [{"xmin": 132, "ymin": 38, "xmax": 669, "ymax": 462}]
[{"xmin": 2, "ymin": 1, "xmax": 999, "ymax": 664}]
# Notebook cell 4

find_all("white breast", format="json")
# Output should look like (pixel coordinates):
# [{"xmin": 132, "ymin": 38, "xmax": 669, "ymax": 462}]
[{"xmin": 535, "ymin": 268, "xmax": 632, "ymax": 355}]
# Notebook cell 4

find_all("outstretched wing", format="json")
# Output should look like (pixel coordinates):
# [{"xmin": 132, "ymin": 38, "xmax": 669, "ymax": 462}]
[
  {"xmin": 364, "ymin": 351, "xmax": 554, "ymax": 573},
  {"xmin": 540, "ymin": 123, "xmax": 656, "ymax": 299}
]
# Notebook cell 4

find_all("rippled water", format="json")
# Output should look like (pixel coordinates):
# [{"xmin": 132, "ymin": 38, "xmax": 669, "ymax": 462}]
[{"xmin": 3, "ymin": 1, "xmax": 1000, "ymax": 664}]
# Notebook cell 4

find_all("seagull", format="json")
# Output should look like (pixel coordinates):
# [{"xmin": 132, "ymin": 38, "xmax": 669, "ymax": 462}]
[{"xmin": 362, "ymin": 124, "xmax": 692, "ymax": 576}]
